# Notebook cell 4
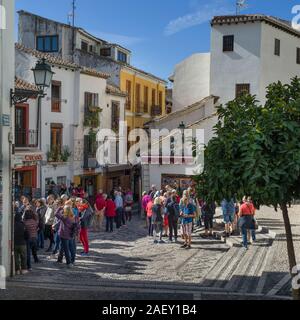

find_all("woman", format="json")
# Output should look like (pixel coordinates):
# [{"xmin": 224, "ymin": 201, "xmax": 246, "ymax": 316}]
[
  {"xmin": 44, "ymin": 195, "xmax": 56, "ymax": 253},
  {"xmin": 23, "ymin": 208, "xmax": 40, "ymax": 270},
  {"xmin": 151, "ymin": 197, "xmax": 164, "ymax": 244},
  {"xmin": 142, "ymin": 191, "xmax": 151, "ymax": 223},
  {"xmin": 146, "ymin": 197, "xmax": 154, "ymax": 237},
  {"xmin": 180, "ymin": 196, "xmax": 196, "ymax": 249},
  {"xmin": 104, "ymin": 195, "xmax": 116, "ymax": 233},
  {"xmin": 78, "ymin": 199, "xmax": 93, "ymax": 256},
  {"xmin": 36, "ymin": 199, "xmax": 47, "ymax": 249},
  {"xmin": 124, "ymin": 189, "xmax": 134, "ymax": 222},
  {"xmin": 238, "ymin": 196, "xmax": 256, "ymax": 249},
  {"xmin": 55, "ymin": 205, "xmax": 75, "ymax": 267}
]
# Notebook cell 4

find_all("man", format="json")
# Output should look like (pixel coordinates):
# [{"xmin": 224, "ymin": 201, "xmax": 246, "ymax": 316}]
[
  {"xmin": 166, "ymin": 195, "xmax": 180, "ymax": 242},
  {"xmin": 221, "ymin": 198, "xmax": 236, "ymax": 237},
  {"xmin": 104, "ymin": 194, "xmax": 116, "ymax": 233},
  {"xmin": 94, "ymin": 189, "xmax": 106, "ymax": 232},
  {"xmin": 114, "ymin": 191, "xmax": 124, "ymax": 229}
]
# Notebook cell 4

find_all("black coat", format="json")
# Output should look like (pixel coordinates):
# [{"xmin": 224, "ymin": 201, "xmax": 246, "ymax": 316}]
[{"xmin": 14, "ymin": 220, "xmax": 29, "ymax": 246}]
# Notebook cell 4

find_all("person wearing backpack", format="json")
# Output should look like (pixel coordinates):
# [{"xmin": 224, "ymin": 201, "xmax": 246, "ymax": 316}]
[
  {"xmin": 78, "ymin": 199, "xmax": 93, "ymax": 256},
  {"xmin": 201, "ymin": 201, "xmax": 216, "ymax": 238},
  {"xmin": 167, "ymin": 196, "xmax": 179, "ymax": 242}
]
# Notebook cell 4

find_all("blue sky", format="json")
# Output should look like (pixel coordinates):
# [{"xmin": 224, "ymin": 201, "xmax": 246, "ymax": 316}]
[{"xmin": 15, "ymin": 0, "xmax": 300, "ymax": 81}]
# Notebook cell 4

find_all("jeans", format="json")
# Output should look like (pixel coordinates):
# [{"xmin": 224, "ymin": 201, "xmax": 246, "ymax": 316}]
[
  {"xmin": 153, "ymin": 222, "xmax": 163, "ymax": 241},
  {"xmin": 70, "ymin": 239, "xmax": 76, "ymax": 263},
  {"xmin": 15, "ymin": 245, "xmax": 26, "ymax": 271},
  {"xmin": 241, "ymin": 225, "xmax": 256, "ymax": 248},
  {"xmin": 116, "ymin": 208, "xmax": 123, "ymax": 229},
  {"xmin": 37, "ymin": 230, "xmax": 45, "ymax": 249},
  {"xmin": 106, "ymin": 216, "xmax": 114, "ymax": 232},
  {"xmin": 59, "ymin": 238, "xmax": 72, "ymax": 265},
  {"xmin": 168, "ymin": 215, "xmax": 178, "ymax": 241},
  {"xmin": 53, "ymin": 232, "xmax": 61, "ymax": 254},
  {"xmin": 45, "ymin": 225, "xmax": 54, "ymax": 250},
  {"xmin": 26, "ymin": 238, "xmax": 38, "ymax": 269},
  {"xmin": 148, "ymin": 217, "xmax": 153, "ymax": 236}
]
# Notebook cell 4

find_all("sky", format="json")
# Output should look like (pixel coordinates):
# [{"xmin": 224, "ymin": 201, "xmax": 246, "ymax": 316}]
[{"xmin": 15, "ymin": 0, "xmax": 300, "ymax": 82}]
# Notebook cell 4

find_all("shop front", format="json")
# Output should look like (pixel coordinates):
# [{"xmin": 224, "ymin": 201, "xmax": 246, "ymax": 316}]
[{"xmin": 14, "ymin": 152, "xmax": 43, "ymax": 200}]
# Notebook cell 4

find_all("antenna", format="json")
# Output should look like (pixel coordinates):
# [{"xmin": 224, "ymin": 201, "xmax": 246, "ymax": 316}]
[
  {"xmin": 68, "ymin": 0, "xmax": 76, "ymax": 26},
  {"xmin": 236, "ymin": 0, "xmax": 247, "ymax": 15}
]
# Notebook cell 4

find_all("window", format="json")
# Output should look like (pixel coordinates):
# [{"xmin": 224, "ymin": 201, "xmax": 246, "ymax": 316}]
[
  {"xmin": 85, "ymin": 92, "xmax": 99, "ymax": 109},
  {"xmin": 135, "ymin": 83, "xmax": 141, "ymax": 113},
  {"xmin": 126, "ymin": 80, "xmax": 132, "ymax": 110},
  {"xmin": 223, "ymin": 35, "xmax": 234, "ymax": 52},
  {"xmin": 118, "ymin": 51, "xmax": 127, "ymax": 63},
  {"xmin": 51, "ymin": 81, "xmax": 61, "ymax": 112},
  {"xmin": 236, "ymin": 84, "xmax": 250, "ymax": 98},
  {"xmin": 297, "ymin": 48, "xmax": 300, "ymax": 64},
  {"xmin": 144, "ymin": 87, "xmax": 149, "ymax": 113},
  {"xmin": 57, "ymin": 176, "xmax": 66, "ymax": 186},
  {"xmin": 50, "ymin": 124, "xmax": 63, "ymax": 153},
  {"xmin": 81, "ymin": 41, "xmax": 88, "ymax": 52},
  {"xmin": 84, "ymin": 92, "xmax": 99, "ymax": 125},
  {"xmin": 100, "ymin": 48, "xmax": 111, "ymax": 57},
  {"xmin": 275, "ymin": 39, "xmax": 280, "ymax": 56},
  {"xmin": 36, "ymin": 35, "xmax": 58, "ymax": 52},
  {"xmin": 152, "ymin": 89, "xmax": 156, "ymax": 106},
  {"xmin": 112, "ymin": 101, "xmax": 120, "ymax": 133}
]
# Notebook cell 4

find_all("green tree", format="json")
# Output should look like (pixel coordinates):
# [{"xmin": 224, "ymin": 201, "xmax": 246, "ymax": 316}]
[{"xmin": 195, "ymin": 77, "xmax": 300, "ymax": 299}]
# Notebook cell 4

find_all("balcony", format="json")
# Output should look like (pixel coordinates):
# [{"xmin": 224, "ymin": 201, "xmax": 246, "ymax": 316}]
[
  {"xmin": 15, "ymin": 130, "xmax": 38, "ymax": 148},
  {"xmin": 151, "ymin": 105, "xmax": 162, "ymax": 117}
]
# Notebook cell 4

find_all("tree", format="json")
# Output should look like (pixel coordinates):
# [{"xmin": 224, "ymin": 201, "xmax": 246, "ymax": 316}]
[{"xmin": 195, "ymin": 77, "xmax": 300, "ymax": 299}]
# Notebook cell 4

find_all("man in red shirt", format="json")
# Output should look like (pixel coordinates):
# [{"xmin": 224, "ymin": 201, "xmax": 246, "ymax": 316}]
[
  {"xmin": 94, "ymin": 190, "xmax": 106, "ymax": 232},
  {"xmin": 104, "ymin": 194, "xmax": 116, "ymax": 233},
  {"xmin": 238, "ymin": 197, "xmax": 256, "ymax": 249}
]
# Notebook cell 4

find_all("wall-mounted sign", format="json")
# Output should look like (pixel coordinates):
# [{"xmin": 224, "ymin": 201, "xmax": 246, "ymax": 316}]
[
  {"xmin": 2, "ymin": 114, "xmax": 10, "ymax": 126},
  {"xmin": 24, "ymin": 154, "xmax": 43, "ymax": 162}
]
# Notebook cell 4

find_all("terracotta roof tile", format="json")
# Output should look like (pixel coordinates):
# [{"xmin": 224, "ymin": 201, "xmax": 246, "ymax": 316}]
[
  {"xmin": 15, "ymin": 77, "xmax": 39, "ymax": 92},
  {"xmin": 15, "ymin": 43, "xmax": 79, "ymax": 69},
  {"xmin": 80, "ymin": 67, "xmax": 110, "ymax": 79},
  {"xmin": 211, "ymin": 14, "xmax": 300, "ymax": 38}
]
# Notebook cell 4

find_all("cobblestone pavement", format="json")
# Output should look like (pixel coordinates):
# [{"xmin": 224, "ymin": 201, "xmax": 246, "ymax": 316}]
[
  {"xmin": 1, "ymin": 215, "xmax": 229, "ymax": 299},
  {"xmin": 1, "ymin": 205, "xmax": 298, "ymax": 300}
]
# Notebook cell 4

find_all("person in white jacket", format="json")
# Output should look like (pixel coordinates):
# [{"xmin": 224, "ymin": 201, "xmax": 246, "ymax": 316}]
[{"xmin": 44, "ymin": 195, "xmax": 56, "ymax": 252}]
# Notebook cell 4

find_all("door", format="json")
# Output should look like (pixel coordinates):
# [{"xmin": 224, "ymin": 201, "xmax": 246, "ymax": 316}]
[{"xmin": 15, "ymin": 105, "xmax": 29, "ymax": 147}]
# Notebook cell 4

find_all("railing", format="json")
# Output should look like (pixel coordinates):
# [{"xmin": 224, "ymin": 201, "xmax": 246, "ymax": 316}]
[{"xmin": 15, "ymin": 130, "xmax": 38, "ymax": 148}]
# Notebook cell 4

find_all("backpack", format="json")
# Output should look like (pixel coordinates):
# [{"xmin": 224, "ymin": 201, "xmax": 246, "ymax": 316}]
[{"xmin": 172, "ymin": 202, "xmax": 180, "ymax": 218}]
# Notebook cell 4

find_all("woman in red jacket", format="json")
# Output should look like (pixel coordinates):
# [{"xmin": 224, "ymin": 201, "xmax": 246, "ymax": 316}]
[{"xmin": 104, "ymin": 194, "xmax": 116, "ymax": 233}]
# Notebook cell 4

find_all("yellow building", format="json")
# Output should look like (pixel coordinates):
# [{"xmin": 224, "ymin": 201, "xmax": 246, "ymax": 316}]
[{"xmin": 120, "ymin": 65, "xmax": 167, "ymax": 132}]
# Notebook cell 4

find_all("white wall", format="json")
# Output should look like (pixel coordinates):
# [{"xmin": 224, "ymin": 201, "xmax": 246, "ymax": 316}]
[
  {"xmin": 260, "ymin": 22, "xmax": 300, "ymax": 104},
  {"xmin": 173, "ymin": 53, "xmax": 210, "ymax": 111},
  {"xmin": 210, "ymin": 22, "xmax": 262, "ymax": 105},
  {"xmin": 0, "ymin": 0, "xmax": 14, "ymax": 276}
]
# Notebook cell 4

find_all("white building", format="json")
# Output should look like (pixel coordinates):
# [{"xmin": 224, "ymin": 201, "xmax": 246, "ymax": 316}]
[
  {"xmin": 0, "ymin": 0, "xmax": 14, "ymax": 276},
  {"xmin": 210, "ymin": 15, "xmax": 300, "ymax": 105}
]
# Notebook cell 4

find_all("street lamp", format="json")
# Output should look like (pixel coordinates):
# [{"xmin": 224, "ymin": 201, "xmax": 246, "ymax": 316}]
[
  {"xmin": 11, "ymin": 58, "xmax": 54, "ymax": 104},
  {"xmin": 31, "ymin": 58, "xmax": 54, "ymax": 93},
  {"xmin": 178, "ymin": 121, "xmax": 186, "ymax": 162}
]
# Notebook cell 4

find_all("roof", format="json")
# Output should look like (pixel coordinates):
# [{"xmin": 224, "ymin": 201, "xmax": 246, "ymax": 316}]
[
  {"xmin": 146, "ymin": 95, "xmax": 219, "ymax": 125},
  {"xmin": 106, "ymin": 84, "xmax": 127, "ymax": 97},
  {"xmin": 15, "ymin": 77, "xmax": 39, "ymax": 93},
  {"xmin": 80, "ymin": 67, "xmax": 110, "ymax": 79},
  {"xmin": 122, "ymin": 64, "xmax": 167, "ymax": 84},
  {"xmin": 15, "ymin": 43, "xmax": 79, "ymax": 69},
  {"xmin": 211, "ymin": 14, "xmax": 300, "ymax": 38}
]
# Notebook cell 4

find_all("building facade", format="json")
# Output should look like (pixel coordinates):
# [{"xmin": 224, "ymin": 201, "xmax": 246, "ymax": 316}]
[{"xmin": 0, "ymin": 0, "xmax": 14, "ymax": 277}]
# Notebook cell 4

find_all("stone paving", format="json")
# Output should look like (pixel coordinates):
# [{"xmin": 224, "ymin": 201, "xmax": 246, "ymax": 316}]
[{"xmin": 0, "ymin": 205, "xmax": 298, "ymax": 300}]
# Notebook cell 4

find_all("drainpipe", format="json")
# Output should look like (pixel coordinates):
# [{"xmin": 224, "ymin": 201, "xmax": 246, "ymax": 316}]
[{"xmin": 37, "ymin": 95, "xmax": 42, "ymax": 196}]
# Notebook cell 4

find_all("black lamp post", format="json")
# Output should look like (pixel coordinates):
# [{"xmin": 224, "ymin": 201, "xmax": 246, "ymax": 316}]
[{"xmin": 178, "ymin": 121, "xmax": 186, "ymax": 162}]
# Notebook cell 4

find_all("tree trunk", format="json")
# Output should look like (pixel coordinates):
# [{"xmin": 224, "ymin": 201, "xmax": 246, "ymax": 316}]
[{"xmin": 280, "ymin": 203, "xmax": 300, "ymax": 300}]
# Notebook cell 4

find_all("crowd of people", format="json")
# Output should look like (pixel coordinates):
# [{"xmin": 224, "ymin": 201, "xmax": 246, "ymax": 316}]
[
  {"xmin": 13, "ymin": 187, "xmax": 135, "ymax": 275},
  {"xmin": 142, "ymin": 185, "xmax": 257, "ymax": 250},
  {"xmin": 12, "ymin": 182, "xmax": 257, "ymax": 276}
]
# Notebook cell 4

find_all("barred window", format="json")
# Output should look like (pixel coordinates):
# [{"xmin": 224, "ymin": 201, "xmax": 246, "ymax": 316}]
[
  {"xmin": 223, "ymin": 35, "xmax": 234, "ymax": 52},
  {"xmin": 236, "ymin": 84, "xmax": 250, "ymax": 98}
]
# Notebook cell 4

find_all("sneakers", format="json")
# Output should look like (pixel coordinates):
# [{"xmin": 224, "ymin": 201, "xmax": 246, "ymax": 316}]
[
  {"xmin": 159, "ymin": 240, "xmax": 165, "ymax": 244},
  {"xmin": 153, "ymin": 240, "xmax": 158, "ymax": 244},
  {"xmin": 16, "ymin": 270, "xmax": 21, "ymax": 275},
  {"xmin": 80, "ymin": 252, "xmax": 89, "ymax": 257},
  {"xmin": 21, "ymin": 270, "xmax": 29, "ymax": 275},
  {"xmin": 181, "ymin": 243, "xmax": 188, "ymax": 248}
]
